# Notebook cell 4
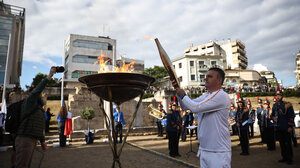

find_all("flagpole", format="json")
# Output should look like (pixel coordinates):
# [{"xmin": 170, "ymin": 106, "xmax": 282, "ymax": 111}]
[
  {"xmin": 61, "ymin": 40, "xmax": 65, "ymax": 107},
  {"xmin": 2, "ymin": 33, "xmax": 11, "ymax": 111}
]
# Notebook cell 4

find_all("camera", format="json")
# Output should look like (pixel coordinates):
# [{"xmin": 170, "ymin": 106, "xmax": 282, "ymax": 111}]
[{"xmin": 55, "ymin": 66, "xmax": 65, "ymax": 73}]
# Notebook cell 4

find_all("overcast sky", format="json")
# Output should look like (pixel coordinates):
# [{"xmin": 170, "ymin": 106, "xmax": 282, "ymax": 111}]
[{"xmin": 4, "ymin": 0, "xmax": 300, "ymax": 87}]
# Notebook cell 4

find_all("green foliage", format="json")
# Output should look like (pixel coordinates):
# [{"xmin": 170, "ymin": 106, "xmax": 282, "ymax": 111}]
[
  {"xmin": 31, "ymin": 72, "xmax": 59, "ymax": 87},
  {"xmin": 143, "ymin": 93, "xmax": 154, "ymax": 99},
  {"xmin": 142, "ymin": 66, "xmax": 168, "ymax": 79},
  {"xmin": 239, "ymin": 91, "xmax": 300, "ymax": 98},
  {"xmin": 190, "ymin": 93, "xmax": 203, "ymax": 98},
  {"xmin": 80, "ymin": 107, "xmax": 95, "ymax": 120}
]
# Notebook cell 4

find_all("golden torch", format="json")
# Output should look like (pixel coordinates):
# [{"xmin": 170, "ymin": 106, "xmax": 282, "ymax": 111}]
[{"xmin": 154, "ymin": 38, "xmax": 180, "ymax": 89}]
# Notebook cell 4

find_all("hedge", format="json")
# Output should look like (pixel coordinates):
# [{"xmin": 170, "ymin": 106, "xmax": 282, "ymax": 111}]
[
  {"xmin": 239, "ymin": 91, "xmax": 300, "ymax": 98},
  {"xmin": 143, "ymin": 93, "xmax": 154, "ymax": 99}
]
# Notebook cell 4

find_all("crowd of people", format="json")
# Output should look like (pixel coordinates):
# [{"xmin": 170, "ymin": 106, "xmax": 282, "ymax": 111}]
[{"xmin": 228, "ymin": 90, "xmax": 298, "ymax": 165}]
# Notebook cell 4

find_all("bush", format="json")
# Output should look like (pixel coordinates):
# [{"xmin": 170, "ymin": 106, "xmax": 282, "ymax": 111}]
[
  {"xmin": 239, "ymin": 91, "xmax": 300, "ymax": 98},
  {"xmin": 190, "ymin": 93, "xmax": 203, "ymax": 98},
  {"xmin": 80, "ymin": 107, "xmax": 95, "ymax": 120},
  {"xmin": 143, "ymin": 93, "xmax": 154, "ymax": 99}
]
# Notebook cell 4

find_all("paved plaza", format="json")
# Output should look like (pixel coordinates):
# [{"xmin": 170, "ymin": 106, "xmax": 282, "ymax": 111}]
[{"xmin": 0, "ymin": 131, "xmax": 299, "ymax": 168}]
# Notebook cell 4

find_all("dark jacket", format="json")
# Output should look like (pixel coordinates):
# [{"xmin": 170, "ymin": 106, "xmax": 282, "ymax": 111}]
[
  {"xmin": 166, "ymin": 110, "xmax": 182, "ymax": 132},
  {"xmin": 17, "ymin": 78, "xmax": 49, "ymax": 142},
  {"xmin": 235, "ymin": 108, "xmax": 249, "ymax": 130},
  {"xmin": 272, "ymin": 101, "xmax": 295, "ymax": 131}
]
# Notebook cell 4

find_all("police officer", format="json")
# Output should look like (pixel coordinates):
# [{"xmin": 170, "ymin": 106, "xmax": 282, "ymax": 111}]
[
  {"xmin": 236, "ymin": 97, "xmax": 250, "ymax": 155},
  {"xmin": 166, "ymin": 101, "xmax": 182, "ymax": 157},
  {"xmin": 256, "ymin": 98, "xmax": 264, "ymax": 143},
  {"xmin": 272, "ymin": 90, "xmax": 295, "ymax": 165}
]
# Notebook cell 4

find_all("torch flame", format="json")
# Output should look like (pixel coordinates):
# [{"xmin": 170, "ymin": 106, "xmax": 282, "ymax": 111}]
[
  {"xmin": 93, "ymin": 50, "xmax": 135, "ymax": 73},
  {"xmin": 142, "ymin": 35, "xmax": 153, "ymax": 40}
]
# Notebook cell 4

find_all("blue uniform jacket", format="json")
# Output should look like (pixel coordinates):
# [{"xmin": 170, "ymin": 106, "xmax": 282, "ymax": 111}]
[
  {"xmin": 113, "ymin": 111, "xmax": 126, "ymax": 126},
  {"xmin": 261, "ymin": 109, "xmax": 274, "ymax": 127},
  {"xmin": 248, "ymin": 108, "xmax": 255, "ymax": 124}
]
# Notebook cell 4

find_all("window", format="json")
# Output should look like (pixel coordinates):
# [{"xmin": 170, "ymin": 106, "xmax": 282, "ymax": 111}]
[
  {"xmin": 173, "ymin": 65, "xmax": 175, "ymax": 69},
  {"xmin": 84, "ymin": 71, "xmax": 91, "ymax": 76},
  {"xmin": 191, "ymin": 74, "xmax": 195, "ymax": 81},
  {"xmin": 72, "ymin": 40, "xmax": 113, "ymax": 50},
  {"xmin": 179, "ymin": 76, "xmax": 183, "ymax": 82},
  {"xmin": 72, "ymin": 71, "xmax": 79, "ymax": 78},
  {"xmin": 72, "ymin": 55, "xmax": 112, "ymax": 65},
  {"xmin": 179, "ymin": 63, "xmax": 182, "ymax": 68},
  {"xmin": 211, "ymin": 61, "xmax": 217, "ymax": 66},
  {"xmin": 199, "ymin": 61, "xmax": 204, "ymax": 65},
  {"xmin": 232, "ymin": 79, "xmax": 237, "ymax": 83},
  {"xmin": 200, "ymin": 74, "xmax": 205, "ymax": 79},
  {"xmin": 190, "ymin": 61, "xmax": 194, "ymax": 66}
]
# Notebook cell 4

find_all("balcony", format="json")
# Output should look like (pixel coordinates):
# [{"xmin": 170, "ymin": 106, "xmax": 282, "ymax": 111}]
[
  {"xmin": 198, "ymin": 65, "xmax": 209, "ymax": 71},
  {"xmin": 232, "ymin": 47, "xmax": 246, "ymax": 56},
  {"xmin": 238, "ymin": 55, "xmax": 248, "ymax": 62},
  {"xmin": 232, "ymin": 40, "xmax": 245, "ymax": 49},
  {"xmin": 239, "ymin": 61, "xmax": 247, "ymax": 69}
]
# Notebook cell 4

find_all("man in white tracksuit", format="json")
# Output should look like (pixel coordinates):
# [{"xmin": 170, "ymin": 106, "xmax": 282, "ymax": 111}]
[{"xmin": 175, "ymin": 67, "xmax": 231, "ymax": 168}]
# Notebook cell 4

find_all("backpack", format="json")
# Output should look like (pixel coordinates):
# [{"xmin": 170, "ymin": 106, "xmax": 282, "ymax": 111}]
[{"xmin": 5, "ymin": 100, "xmax": 24, "ymax": 134}]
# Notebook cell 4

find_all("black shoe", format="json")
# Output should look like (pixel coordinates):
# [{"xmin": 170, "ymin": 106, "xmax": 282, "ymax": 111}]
[
  {"xmin": 176, "ymin": 154, "xmax": 181, "ymax": 157},
  {"xmin": 286, "ymin": 160, "xmax": 293, "ymax": 165},
  {"xmin": 278, "ymin": 159, "xmax": 287, "ymax": 163},
  {"xmin": 170, "ymin": 154, "xmax": 176, "ymax": 157}
]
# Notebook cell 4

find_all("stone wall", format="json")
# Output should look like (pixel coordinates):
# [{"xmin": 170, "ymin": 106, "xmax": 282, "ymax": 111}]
[
  {"xmin": 68, "ymin": 87, "xmax": 162, "ymax": 131},
  {"xmin": 68, "ymin": 87, "xmax": 104, "ymax": 131}
]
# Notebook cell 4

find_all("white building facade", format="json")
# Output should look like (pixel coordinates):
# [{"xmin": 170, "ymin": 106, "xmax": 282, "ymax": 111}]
[
  {"xmin": 173, "ymin": 42, "xmax": 225, "ymax": 88},
  {"xmin": 64, "ymin": 34, "xmax": 116, "ymax": 88},
  {"xmin": 220, "ymin": 38, "xmax": 247, "ymax": 70}
]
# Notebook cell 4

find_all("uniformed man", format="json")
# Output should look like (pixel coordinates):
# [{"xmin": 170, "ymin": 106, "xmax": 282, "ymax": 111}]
[
  {"xmin": 236, "ymin": 97, "xmax": 250, "ymax": 155},
  {"xmin": 156, "ymin": 103, "xmax": 164, "ymax": 137},
  {"xmin": 256, "ymin": 97, "xmax": 264, "ymax": 143},
  {"xmin": 113, "ymin": 105, "xmax": 126, "ymax": 143},
  {"xmin": 247, "ymin": 99, "xmax": 255, "ymax": 138},
  {"xmin": 229, "ymin": 102, "xmax": 238, "ymax": 135},
  {"xmin": 166, "ymin": 101, "xmax": 182, "ymax": 157},
  {"xmin": 261, "ymin": 99, "xmax": 276, "ymax": 151},
  {"xmin": 272, "ymin": 90, "xmax": 295, "ymax": 165}
]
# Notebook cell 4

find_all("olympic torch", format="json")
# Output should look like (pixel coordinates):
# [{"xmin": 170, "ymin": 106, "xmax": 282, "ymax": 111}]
[{"xmin": 155, "ymin": 38, "xmax": 180, "ymax": 89}]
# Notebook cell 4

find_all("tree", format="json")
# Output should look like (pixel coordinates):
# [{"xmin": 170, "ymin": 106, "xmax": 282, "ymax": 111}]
[
  {"xmin": 80, "ymin": 107, "xmax": 95, "ymax": 132},
  {"xmin": 31, "ymin": 72, "xmax": 59, "ymax": 87},
  {"xmin": 142, "ymin": 66, "xmax": 168, "ymax": 79}
]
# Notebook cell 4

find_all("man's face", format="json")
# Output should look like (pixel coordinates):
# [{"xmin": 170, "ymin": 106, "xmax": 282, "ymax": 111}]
[
  {"xmin": 171, "ymin": 105, "xmax": 176, "ymax": 111},
  {"xmin": 238, "ymin": 102, "xmax": 243, "ymax": 108},
  {"xmin": 205, "ymin": 70, "xmax": 221, "ymax": 89},
  {"xmin": 276, "ymin": 95, "xmax": 283, "ymax": 102}
]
